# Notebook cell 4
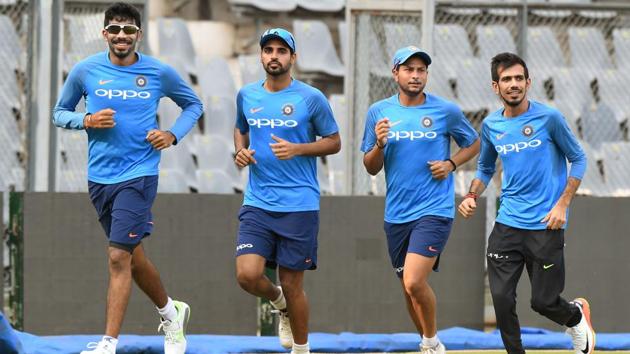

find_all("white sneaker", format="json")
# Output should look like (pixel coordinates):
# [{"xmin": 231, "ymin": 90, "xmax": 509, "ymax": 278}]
[
  {"xmin": 420, "ymin": 341, "xmax": 446, "ymax": 354},
  {"xmin": 80, "ymin": 340, "xmax": 115, "ymax": 354},
  {"xmin": 275, "ymin": 309, "xmax": 293, "ymax": 349},
  {"xmin": 566, "ymin": 298, "xmax": 595, "ymax": 354},
  {"xmin": 158, "ymin": 300, "xmax": 191, "ymax": 354}
]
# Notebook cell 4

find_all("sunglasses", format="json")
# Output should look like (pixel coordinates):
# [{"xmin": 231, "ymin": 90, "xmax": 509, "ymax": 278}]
[{"xmin": 105, "ymin": 24, "xmax": 140, "ymax": 35}]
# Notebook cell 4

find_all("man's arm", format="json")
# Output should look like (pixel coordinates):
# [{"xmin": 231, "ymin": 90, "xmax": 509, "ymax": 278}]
[
  {"xmin": 234, "ymin": 128, "xmax": 257, "ymax": 167},
  {"xmin": 362, "ymin": 117, "xmax": 389, "ymax": 176},
  {"xmin": 541, "ymin": 111, "xmax": 587, "ymax": 229},
  {"xmin": 429, "ymin": 139, "xmax": 480, "ymax": 180},
  {"xmin": 52, "ymin": 64, "xmax": 87, "ymax": 129},
  {"xmin": 160, "ymin": 64, "xmax": 204, "ymax": 146},
  {"xmin": 269, "ymin": 132, "xmax": 340, "ymax": 160}
]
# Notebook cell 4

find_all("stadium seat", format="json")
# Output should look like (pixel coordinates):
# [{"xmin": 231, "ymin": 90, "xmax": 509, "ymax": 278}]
[
  {"xmin": 203, "ymin": 95, "xmax": 237, "ymax": 138},
  {"xmin": 581, "ymin": 103, "xmax": 623, "ymax": 149},
  {"xmin": 549, "ymin": 67, "xmax": 593, "ymax": 125},
  {"xmin": 338, "ymin": 21, "xmax": 348, "ymax": 65},
  {"xmin": 57, "ymin": 130, "xmax": 88, "ymax": 173},
  {"xmin": 425, "ymin": 61, "xmax": 456, "ymax": 102},
  {"xmin": 317, "ymin": 157, "xmax": 331, "ymax": 195},
  {"xmin": 327, "ymin": 95, "xmax": 348, "ymax": 195},
  {"xmin": 0, "ymin": 57, "xmax": 21, "ymax": 111},
  {"xmin": 228, "ymin": 0, "xmax": 298, "ymax": 12},
  {"xmin": 476, "ymin": 25, "xmax": 516, "ymax": 63},
  {"xmin": 600, "ymin": 142, "xmax": 630, "ymax": 196},
  {"xmin": 596, "ymin": 69, "xmax": 630, "ymax": 123},
  {"xmin": 454, "ymin": 58, "xmax": 497, "ymax": 113},
  {"xmin": 160, "ymin": 144, "xmax": 198, "ymax": 190},
  {"xmin": 196, "ymin": 169, "xmax": 235, "ymax": 194},
  {"xmin": 383, "ymin": 23, "xmax": 422, "ymax": 61},
  {"xmin": 238, "ymin": 54, "xmax": 265, "ymax": 86},
  {"xmin": 613, "ymin": 28, "xmax": 630, "ymax": 69},
  {"xmin": 63, "ymin": 14, "xmax": 106, "ymax": 73},
  {"xmin": 198, "ymin": 57, "xmax": 237, "ymax": 99},
  {"xmin": 576, "ymin": 140, "xmax": 606, "ymax": 196},
  {"xmin": 526, "ymin": 26, "xmax": 565, "ymax": 80},
  {"xmin": 157, "ymin": 169, "xmax": 190, "ymax": 193},
  {"xmin": 434, "ymin": 25, "xmax": 473, "ymax": 64},
  {"xmin": 194, "ymin": 134, "xmax": 241, "ymax": 188},
  {"xmin": 55, "ymin": 169, "xmax": 87, "ymax": 193},
  {"xmin": 296, "ymin": 0, "xmax": 344, "ymax": 12},
  {"xmin": 156, "ymin": 17, "xmax": 197, "ymax": 77},
  {"xmin": 157, "ymin": 97, "xmax": 202, "ymax": 136},
  {"xmin": 292, "ymin": 20, "xmax": 345, "ymax": 77},
  {"xmin": 568, "ymin": 27, "xmax": 613, "ymax": 77},
  {"xmin": 0, "ymin": 14, "xmax": 23, "ymax": 72}
]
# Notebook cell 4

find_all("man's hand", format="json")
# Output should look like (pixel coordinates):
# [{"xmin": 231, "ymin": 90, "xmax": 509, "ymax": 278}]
[
  {"xmin": 270, "ymin": 134, "xmax": 300, "ymax": 160},
  {"xmin": 235, "ymin": 148, "xmax": 257, "ymax": 167},
  {"xmin": 146, "ymin": 130, "xmax": 176, "ymax": 150},
  {"xmin": 375, "ymin": 118, "xmax": 390, "ymax": 148},
  {"xmin": 84, "ymin": 108, "xmax": 116, "ymax": 128},
  {"xmin": 541, "ymin": 203, "xmax": 567, "ymax": 230},
  {"xmin": 428, "ymin": 160, "xmax": 454, "ymax": 180},
  {"xmin": 458, "ymin": 197, "xmax": 477, "ymax": 218}
]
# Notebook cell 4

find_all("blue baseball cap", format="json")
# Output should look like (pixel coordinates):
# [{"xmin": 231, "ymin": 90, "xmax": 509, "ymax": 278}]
[
  {"xmin": 260, "ymin": 28, "xmax": 296, "ymax": 53},
  {"xmin": 392, "ymin": 46, "xmax": 432, "ymax": 69}
]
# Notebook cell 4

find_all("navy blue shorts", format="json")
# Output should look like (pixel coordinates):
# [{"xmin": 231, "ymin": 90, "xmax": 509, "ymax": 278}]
[
  {"xmin": 384, "ymin": 215, "xmax": 453, "ymax": 278},
  {"xmin": 236, "ymin": 205, "xmax": 319, "ymax": 271},
  {"xmin": 88, "ymin": 176, "xmax": 158, "ymax": 252}
]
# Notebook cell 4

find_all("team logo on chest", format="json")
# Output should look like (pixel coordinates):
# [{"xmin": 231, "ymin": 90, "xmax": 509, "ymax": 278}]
[
  {"xmin": 135, "ymin": 75, "xmax": 147, "ymax": 88},
  {"xmin": 282, "ymin": 103, "xmax": 295, "ymax": 116},
  {"xmin": 522, "ymin": 125, "xmax": 534, "ymax": 137},
  {"xmin": 421, "ymin": 116, "xmax": 433, "ymax": 128}
]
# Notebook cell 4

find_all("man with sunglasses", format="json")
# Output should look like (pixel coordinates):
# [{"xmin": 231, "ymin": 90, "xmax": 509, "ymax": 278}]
[
  {"xmin": 53, "ymin": 3, "xmax": 202, "ymax": 354},
  {"xmin": 233, "ymin": 28, "xmax": 340, "ymax": 354}
]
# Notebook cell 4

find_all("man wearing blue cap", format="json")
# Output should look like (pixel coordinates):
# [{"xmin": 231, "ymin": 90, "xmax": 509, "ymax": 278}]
[
  {"xmin": 233, "ymin": 28, "xmax": 341, "ymax": 354},
  {"xmin": 361, "ymin": 46, "xmax": 480, "ymax": 353}
]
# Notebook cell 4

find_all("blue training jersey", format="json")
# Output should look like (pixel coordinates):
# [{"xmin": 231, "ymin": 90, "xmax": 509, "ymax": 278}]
[
  {"xmin": 53, "ymin": 51, "xmax": 203, "ymax": 184},
  {"xmin": 476, "ymin": 100, "xmax": 587, "ymax": 230},
  {"xmin": 361, "ymin": 93, "xmax": 479, "ymax": 224},
  {"xmin": 236, "ymin": 79, "xmax": 339, "ymax": 212}
]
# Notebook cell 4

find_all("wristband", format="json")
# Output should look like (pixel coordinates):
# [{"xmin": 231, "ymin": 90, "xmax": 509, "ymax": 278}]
[
  {"xmin": 446, "ymin": 158, "xmax": 457, "ymax": 171},
  {"xmin": 465, "ymin": 192, "xmax": 478, "ymax": 200}
]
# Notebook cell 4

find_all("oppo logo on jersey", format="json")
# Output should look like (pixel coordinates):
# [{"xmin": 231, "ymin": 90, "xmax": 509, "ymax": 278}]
[
  {"xmin": 94, "ymin": 89, "xmax": 151, "ymax": 100},
  {"xmin": 388, "ymin": 130, "xmax": 437, "ymax": 141},
  {"xmin": 247, "ymin": 118, "xmax": 298, "ymax": 129},
  {"xmin": 495, "ymin": 139, "xmax": 542, "ymax": 154}
]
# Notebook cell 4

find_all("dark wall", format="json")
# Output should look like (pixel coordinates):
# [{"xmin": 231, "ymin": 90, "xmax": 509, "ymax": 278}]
[
  {"xmin": 23, "ymin": 193, "xmax": 486, "ymax": 335},
  {"xmin": 514, "ymin": 196, "xmax": 630, "ymax": 332}
]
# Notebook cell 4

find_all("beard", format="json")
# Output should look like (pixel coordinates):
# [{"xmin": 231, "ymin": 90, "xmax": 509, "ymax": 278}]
[
  {"xmin": 399, "ymin": 81, "xmax": 425, "ymax": 97},
  {"xmin": 501, "ymin": 90, "xmax": 525, "ymax": 107},
  {"xmin": 108, "ymin": 38, "xmax": 136, "ymax": 59},
  {"xmin": 264, "ymin": 60, "xmax": 291, "ymax": 76}
]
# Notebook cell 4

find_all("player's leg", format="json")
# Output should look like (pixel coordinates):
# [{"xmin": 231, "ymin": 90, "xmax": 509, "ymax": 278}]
[
  {"xmin": 525, "ymin": 229, "xmax": 594, "ymax": 354},
  {"xmin": 105, "ymin": 245, "xmax": 134, "ymax": 339},
  {"xmin": 486, "ymin": 223, "xmax": 526, "ymax": 354},
  {"xmin": 384, "ymin": 220, "xmax": 425, "ymax": 337},
  {"xmin": 403, "ymin": 216, "xmax": 452, "ymax": 353},
  {"xmin": 274, "ymin": 210, "xmax": 319, "ymax": 354},
  {"xmin": 278, "ymin": 267, "xmax": 308, "ymax": 352},
  {"xmin": 235, "ymin": 207, "xmax": 282, "ymax": 301},
  {"xmin": 399, "ymin": 278, "xmax": 424, "ymax": 336}
]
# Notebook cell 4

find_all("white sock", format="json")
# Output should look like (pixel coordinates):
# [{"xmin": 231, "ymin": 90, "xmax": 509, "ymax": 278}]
[
  {"xmin": 291, "ymin": 342, "xmax": 310, "ymax": 354},
  {"xmin": 102, "ymin": 335, "xmax": 118, "ymax": 348},
  {"xmin": 271, "ymin": 286, "xmax": 287, "ymax": 311},
  {"xmin": 157, "ymin": 297, "xmax": 177, "ymax": 322},
  {"xmin": 422, "ymin": 335, "xmax": 439, "ymax": 347}
]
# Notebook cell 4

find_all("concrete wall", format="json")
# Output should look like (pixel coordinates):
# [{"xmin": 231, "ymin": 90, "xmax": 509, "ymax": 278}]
[{"xmin": 23, "ymin": 193, "xmax": 486, "ymax": 335}]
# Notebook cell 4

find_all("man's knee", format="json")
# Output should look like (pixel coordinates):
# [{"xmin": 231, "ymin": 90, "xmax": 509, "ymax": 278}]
[{"xmin": 108, "ymin": 247, "xmax": 132, "ymax": 272}]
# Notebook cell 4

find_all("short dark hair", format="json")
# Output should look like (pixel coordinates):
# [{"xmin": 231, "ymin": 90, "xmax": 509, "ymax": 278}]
[
  {"xmin": 104, "ymin": 2, "xmax": 142, "ymax": 28},
  {"xmin": 490, "ymin": 52, "xmax": 529, "ymax": 82}
]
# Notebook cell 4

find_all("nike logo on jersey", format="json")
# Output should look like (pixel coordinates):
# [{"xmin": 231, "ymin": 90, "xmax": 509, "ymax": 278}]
[
  {"xmin": 99, "ymin": 79, "xmax": 114, "ymax": 85},
  {"xmin": 250, "ymin": 106, "xmax": 264, "ymax": 114},
  {"xmin": 389, "ymin": 119, "xmax": 403, "ymax": 127},
  {"xmin": 543, "ymin": 263, "xmax": 554, "ymax": 270},
  {"xmin": 496, "ymin": 132, "xmax": 507, "ymax": 140}
]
